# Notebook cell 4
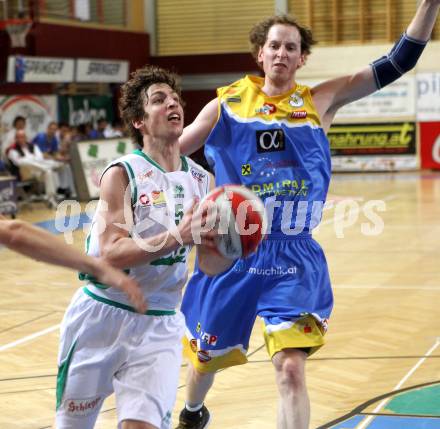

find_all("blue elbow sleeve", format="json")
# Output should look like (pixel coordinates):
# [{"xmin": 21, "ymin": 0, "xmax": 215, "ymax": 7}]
[{"xmin": 371, "ymin": 33, "xmax": 427, "ymax": 89}]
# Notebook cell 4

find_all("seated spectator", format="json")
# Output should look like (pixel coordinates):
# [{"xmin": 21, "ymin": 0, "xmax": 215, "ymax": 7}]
[
  {"xmin": 32, "ymin": 122, "xmax": 60, "ymax": 159},
  {"xmin": 2, "ymin": 115, "xmax": 27, "ymax": 156},
  {"xmin": 7, "ymin": 130, "xmax": 76, "ymax": 203}
]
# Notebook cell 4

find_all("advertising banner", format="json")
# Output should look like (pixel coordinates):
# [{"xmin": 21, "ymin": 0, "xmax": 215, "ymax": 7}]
[
  {"xmin": 328, "ymin": 122, "xmax": 416, "ymax": 156},
  {"xmin": 336, "ymin": 76, "xmax": 415, "ymax": 120},
  {"xmin": 76, "ymin": 59, "xmax": 129, "ymax": 83},
  {"xmin": 0, "ymin": 95, "xmax": 58, "ymax": 142},
  {"xmin": 58, "ymin": 95, "xmax": 114, "ymax": 127},
  {"xmin": 328, "ymin": 122, "xmax": 417, "ymax": 171},
  {"xmin": 416, "ymin": 73, "xmax": 440, "ymax": 121},
  {"xmin": 71, "ymin": 138, "xmax": 134, "ymax": 200},
  {"xmin": 7, "ymin": 56, "xmax": 75, "ymax": 83},
  {"xmin": 419, "ymin": 122, "xmax": 440, "ymax": 170}
]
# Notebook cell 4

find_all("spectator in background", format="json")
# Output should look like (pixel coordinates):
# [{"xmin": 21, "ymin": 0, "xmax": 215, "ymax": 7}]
[
  {"xmin": 2, "ymin": 115, "xmax": 27, "ymax": 156},
  {"xmin": 71, "ymin": 124, "xmax": 87, "ymax": 143},
  {"xmin": 103, "ymin": 119, "xmax": 125, "ymax": 138},
  {"xmin": 56, "ymin": 122, "xmax": 71, "ymax": 143},
  {"xmin": 7, "ymin": 130, "xmax": 75, "ymax": 204},
  {"xmin": 88, "ymin": 118, "xmax": 108, "ymax": 139},
  {"xmin": 32, "ymin": 121, "xmax": 60, "ymax": 159}
]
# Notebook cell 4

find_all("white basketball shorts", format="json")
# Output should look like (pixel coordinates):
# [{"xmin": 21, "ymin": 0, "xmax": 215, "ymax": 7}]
[{"xmin": 56, "ymin": 287, "xmax": 185, "ymax": 429}]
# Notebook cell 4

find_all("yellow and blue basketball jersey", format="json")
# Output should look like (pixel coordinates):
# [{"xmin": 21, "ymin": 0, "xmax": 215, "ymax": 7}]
[
  {"xmin": 205, "ymin": 75, "xmax": 331, "ymax": 236},
  {"xmin": 182, "ymin": 76, "xmax": 333, "ymax": 372}
]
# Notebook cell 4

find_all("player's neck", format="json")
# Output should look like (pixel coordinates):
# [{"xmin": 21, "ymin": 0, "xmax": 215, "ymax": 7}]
[
  {"xmin": 142, "ymin": 138, "xmax": 181, "ymax": 172},
  {"xmin": 261, "ymin": 75, "xmax": 296, "ymax": 97}
]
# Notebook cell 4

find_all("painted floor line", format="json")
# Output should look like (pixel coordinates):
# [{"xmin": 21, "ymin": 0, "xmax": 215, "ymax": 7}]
[
  {"xmin": 356, "ymin": 338, "xmax": 440, "ymax": 429},
  {"xmin": 0, "ymin": 324, "xmax": 60, "ymax": 353}
]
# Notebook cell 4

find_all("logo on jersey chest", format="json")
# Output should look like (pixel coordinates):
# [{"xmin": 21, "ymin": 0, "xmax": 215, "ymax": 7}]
[
  {"xmin": 191, "ymin": 167, "xmax": 206, "ymax": 183},
  {"xmin": 289, "ymin": 92, "xmax": 304, "ymax": 108},
  {"xmin": 256, "ymin": 129, "xmax": 285, "ymax": 153},
  {"xmin": 290, "ymin": 110, "xmax": 307, "ymax": 119},
  {"xmin": 255, "ymin": 103, "xmax": 277, "ymax": 115}
]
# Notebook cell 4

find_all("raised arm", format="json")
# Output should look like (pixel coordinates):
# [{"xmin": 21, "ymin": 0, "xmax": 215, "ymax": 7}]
[
  {"xmin": 0, "ymin": 215, "xmax": 146, "ymax": 313},
  {"xmin": 98, "ymin": 165, "xmax": 185, "ymax": 268},
  {"xmin": 312, "ymin": 0, "xmax": 440, "ymax": 132},
  {"xmin": 179, "ymin": 98, "xmax": 219, "ymax": 155}
]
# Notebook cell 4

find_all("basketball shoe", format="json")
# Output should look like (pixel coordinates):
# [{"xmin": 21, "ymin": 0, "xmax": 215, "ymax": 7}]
[{"xmin": 175, "ymin": 405, "xmax": 210, "ymax": 428}]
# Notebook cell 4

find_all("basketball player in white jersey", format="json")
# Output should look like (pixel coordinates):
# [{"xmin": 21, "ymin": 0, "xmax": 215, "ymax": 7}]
[
  {"xmin": 0, "ymin": 215, "xmax": 145, "ymax": 313},
  {"xmin": 55, "ymin": 65, "xmax": 231, "ymax": 429}
]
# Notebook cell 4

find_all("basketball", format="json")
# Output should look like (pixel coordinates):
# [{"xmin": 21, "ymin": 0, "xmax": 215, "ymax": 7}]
[{"xmin": 202, "ymin": 185, "xmax": 267, "ymax": 259}]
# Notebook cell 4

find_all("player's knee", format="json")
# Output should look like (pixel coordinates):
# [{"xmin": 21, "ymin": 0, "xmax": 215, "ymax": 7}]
[
  {"xmin": 274, "ymin": 351, "xmax": 306, "ymax": 390},
  {"xmin": 190, "ymin": 365, "xmax": 215, "ymax": 384}
]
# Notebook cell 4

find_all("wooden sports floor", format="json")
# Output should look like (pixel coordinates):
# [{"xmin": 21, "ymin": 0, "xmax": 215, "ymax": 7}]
[{"xmin": 1, "ymin": 171, "xmax": 439, "ymax": 429}]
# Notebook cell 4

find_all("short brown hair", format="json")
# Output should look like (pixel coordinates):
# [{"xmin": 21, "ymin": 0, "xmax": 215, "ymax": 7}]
[
  {"xmin": 249, "ymin": 15, "xmax": 316, "ymax": 67},
  {"xmin": 119, "ymin": 65, "xmax": 182, "ymax": 147}
]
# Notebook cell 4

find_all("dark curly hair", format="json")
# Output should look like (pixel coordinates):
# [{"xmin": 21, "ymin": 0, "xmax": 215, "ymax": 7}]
[
  {"xmin": 249, "ymin": 15, "xmax": 316, "ymax": 68},
  {"xmin": 119, "ymin": 65, "xmax": 183, "ymax": 147}
]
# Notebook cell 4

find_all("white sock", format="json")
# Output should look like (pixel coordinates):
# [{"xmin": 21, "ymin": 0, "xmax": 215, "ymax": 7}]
[{"xmin": 185, "ymin": 402, "xmax": 204, "ymax": 412}]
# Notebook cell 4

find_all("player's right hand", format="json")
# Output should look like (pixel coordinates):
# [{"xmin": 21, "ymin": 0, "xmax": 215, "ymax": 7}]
[{"xmin": 96, "ymin": 261, "xmax": 147, "ymax": 313}]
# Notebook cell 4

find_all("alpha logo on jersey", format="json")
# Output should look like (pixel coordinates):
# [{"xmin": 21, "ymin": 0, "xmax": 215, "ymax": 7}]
[
  {"xmin": 255, "ymin": 103, "xmax": 277, "ymax": 115},
  {"xmin": 290, "ymin": 110, "xmax": 307, "ymax": 119},
  {"xmin": 191, "ymin": 168, "xmax": 206, "ymax": 183},
  {"xmin": 256, "ymin": 129, "xmax": 285, "ymax": 153},
  {"xmin": 289, "ymin": 92, "xmax": 304, "ymax": 108}
]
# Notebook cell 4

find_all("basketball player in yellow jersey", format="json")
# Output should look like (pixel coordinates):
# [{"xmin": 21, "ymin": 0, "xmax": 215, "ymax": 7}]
[
  {"xmin": 0, "ymin": 215, "xmax": 146, "ymax": 313},
  {"xmin": 176, "ymin": 2, "xmax": 440, "ymax": 428}
]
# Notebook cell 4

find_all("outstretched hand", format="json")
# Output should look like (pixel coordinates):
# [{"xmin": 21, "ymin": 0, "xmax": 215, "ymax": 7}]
[{"xmin": 95, "ymin": 261, "xmax": 147, "ymax": 313}]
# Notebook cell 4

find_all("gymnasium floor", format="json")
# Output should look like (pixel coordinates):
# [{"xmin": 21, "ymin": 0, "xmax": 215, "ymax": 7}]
[{"xmin": 0, "ymin": 171, "xmax": 439, "ymax": 429}]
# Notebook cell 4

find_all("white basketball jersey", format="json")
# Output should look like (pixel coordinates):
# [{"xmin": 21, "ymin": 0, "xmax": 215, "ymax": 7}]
[{"xmin": 84, "ymin": 149, "xmax": 211, "ymax": 311}]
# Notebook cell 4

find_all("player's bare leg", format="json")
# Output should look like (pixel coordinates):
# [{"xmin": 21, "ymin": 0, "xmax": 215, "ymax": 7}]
[
  {"xmin": 272, "ymin": 348, "xmax": 309, "ymax": 429},
  {"xmin": 185, "ymin": 365, "xmax": 215, "ymax": 407},
  {"xmin": 176, "ymin": 365, "xmax": 215, "ymax": 428}
]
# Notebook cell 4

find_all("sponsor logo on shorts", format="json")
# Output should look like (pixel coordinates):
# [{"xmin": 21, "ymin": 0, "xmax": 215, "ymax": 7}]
[
  {"xmin": 162, "ymin": 410, "xmax": 172, "ymax": 425},
  {"xmin": 190, "ymin": 339, "xmax": 198, "ymax": 353},
  {"xmin": 196, "ymin": 322, "xmax": 201, "ymax": 333},
  {"xmin": 191, "ymin": 168, "xmax": 206, "ymax": 183},
  {"xmin": 197, "ymin": 350, "xmax": 211, "ymax": 363},
  {"xmin": 66, "ymin": 396, "xmax": 102, "ymax": 416},
  {"xmin": 200, "ymin": 332, "xmax": 218, "ymax": 346},
  {"xmin": 290, "ymin": 110, "xmax": 307, "ymax": 119},
  {"xmin": 303, "ymin": 324, "xmax": 312, "ymax": 334}
]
